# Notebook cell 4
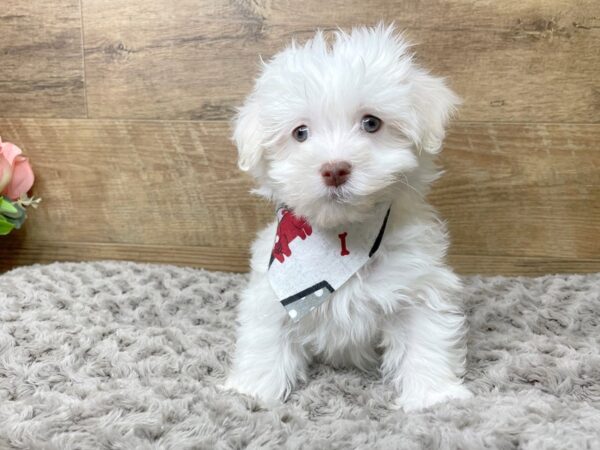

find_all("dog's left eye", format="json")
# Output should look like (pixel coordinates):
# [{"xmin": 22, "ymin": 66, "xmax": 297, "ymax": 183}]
[
  {"xmin": 361, "ymin": 115, "xmax": 382, "ymax": 133},
  {"xmin": 292, "ymin": 125, "xmax": 309, "ymax": 142}
]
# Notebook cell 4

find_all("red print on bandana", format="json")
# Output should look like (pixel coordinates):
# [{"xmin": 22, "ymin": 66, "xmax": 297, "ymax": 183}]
[
  {"xmin": 272, "ymin": 209, "xmax": 313, "ymax": 263},
  {"xmin": 338, "ymin": 232, "xmax": 350, "ymax": 256}
]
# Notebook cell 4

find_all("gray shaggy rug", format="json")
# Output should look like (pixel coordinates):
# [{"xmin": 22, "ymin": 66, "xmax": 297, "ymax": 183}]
[{"xmin": 0, "ymin": 262, "xmax": 599, "ymax": 449}]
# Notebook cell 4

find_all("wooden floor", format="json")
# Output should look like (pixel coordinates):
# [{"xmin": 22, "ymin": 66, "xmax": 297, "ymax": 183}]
[{"xmin": 0, "ymin": 0, "xmax": 599, "ymax": 275}]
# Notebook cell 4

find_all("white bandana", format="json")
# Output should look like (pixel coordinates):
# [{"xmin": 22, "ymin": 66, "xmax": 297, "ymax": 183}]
[{"xmin": 268, "ymin": 203, "xmax": 391, "ymax": 322}]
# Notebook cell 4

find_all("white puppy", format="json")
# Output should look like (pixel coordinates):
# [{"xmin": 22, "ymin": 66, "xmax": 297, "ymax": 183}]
[{"xmin": 225, "ymin": 24, "xmax": 472, "ymax": 411}]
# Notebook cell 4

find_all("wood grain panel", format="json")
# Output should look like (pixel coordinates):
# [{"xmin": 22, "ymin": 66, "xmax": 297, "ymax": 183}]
[
  {"xmin": 0, "ymin": 240, "xmax": 249, "ymax": 273},
  {"xmin": 0, "ymin": 119, "xmax": 597, "ymax": 275},
  {"xmin": 0, "ymin": 118, "xmax": 270, "ymax": 248},
  {"xmin": 0, "ymin": 0, "xmax": 85, "ymax": 118},
  {"xmin": 82, "ymin": 0, "xmax": 600, "ymax": 122},
  {"xmin": 447, "ymin": 255, "xmax": 600, "ymax": 277},
  {"xmin": 435, "ymin": 123, "xmax": 600, "ymax": 260}
]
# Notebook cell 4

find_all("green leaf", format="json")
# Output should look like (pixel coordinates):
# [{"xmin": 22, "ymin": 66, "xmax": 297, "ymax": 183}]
[
  {"xmin": 0, "ymin": 197, "xmax": 18, "ymax": 216},
  {"xmin": 0, "ymin": 216, "xmax": 15, "ymax": 235},
  {"xmin": 3, "ymin": 206, "xmax": 27, "ymax": 229},
  {"xmin": 3, "ymin": 203, "xmax": 26, "ymax": 221}
]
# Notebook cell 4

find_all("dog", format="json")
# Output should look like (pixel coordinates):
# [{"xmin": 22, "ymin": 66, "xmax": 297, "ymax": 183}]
[{"xmin": 225, "ymin": 24, "xmax": 472, "ymax": 411}]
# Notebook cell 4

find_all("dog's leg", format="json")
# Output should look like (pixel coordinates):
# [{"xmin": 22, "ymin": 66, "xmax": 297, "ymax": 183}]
[
  {"xmin": 224, "ymin": 276, "xmax": 307, "ymax": 405},
  {"xmin": 381, "ymin": 304, "xmax": 472, "ymax": 411}
]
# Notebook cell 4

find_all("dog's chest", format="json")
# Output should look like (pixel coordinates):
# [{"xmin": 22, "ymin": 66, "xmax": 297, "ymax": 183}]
[{"xmin": 298, "ymin": 261, "xmax": 386, "ymax": 339}]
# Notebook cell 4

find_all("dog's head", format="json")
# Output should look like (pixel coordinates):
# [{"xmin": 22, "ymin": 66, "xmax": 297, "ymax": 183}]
[{"xmin": 233, "ymin": 24, "xmax": 459, "ymax": 228}]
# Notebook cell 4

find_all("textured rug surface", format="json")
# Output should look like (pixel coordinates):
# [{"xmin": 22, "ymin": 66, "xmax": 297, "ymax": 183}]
[{"xmin": 0, "ymin": 262, "xmax": 599, "ymax": 449}]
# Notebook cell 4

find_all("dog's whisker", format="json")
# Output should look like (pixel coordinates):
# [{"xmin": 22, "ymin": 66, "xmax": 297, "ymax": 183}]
[{"xmin": 394, "ymin": 173, "xmax": 422, "ymax": 197}]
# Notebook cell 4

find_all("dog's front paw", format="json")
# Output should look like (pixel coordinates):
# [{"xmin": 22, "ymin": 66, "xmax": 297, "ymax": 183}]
[
  {"xmin": 222, "ymin": 375, "xmax": 284, "ymax": 407},
  {"xmin": 395, "ymin": 383, "xmax": 472, "ymax": 412}
]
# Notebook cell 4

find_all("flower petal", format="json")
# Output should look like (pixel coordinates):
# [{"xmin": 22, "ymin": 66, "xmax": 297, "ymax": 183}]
[
  {"xmin": 0, "ymin": 141, "xmax": 23, "ymax": 166},
  {"xmin": 3, "ymin": 156, "xmax": 34, "ymax": 200},
  {"xmin": 0, "ymin": 154, "xmax": 12, "ymax": 193}
]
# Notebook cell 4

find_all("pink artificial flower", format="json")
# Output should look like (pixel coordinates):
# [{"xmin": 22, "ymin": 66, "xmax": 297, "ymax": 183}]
[{"xmin": 0, "ymin": 137, "xmax": 35, "ymax": 201}]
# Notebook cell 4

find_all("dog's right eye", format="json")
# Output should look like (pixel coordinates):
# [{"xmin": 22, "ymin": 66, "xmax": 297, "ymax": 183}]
[
  {"xmin": 361, "ymin": 115, "xmax": 382, "ymax": 133},
  {"xmin": 292, "ymin": 125, "xmax": 309, "ymax": 142}
]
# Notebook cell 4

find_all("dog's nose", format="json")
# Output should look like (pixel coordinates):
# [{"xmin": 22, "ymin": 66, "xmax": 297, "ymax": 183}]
[{"xmin": 320, "ymin": 161, "xmax": 352, "ymax": 187}]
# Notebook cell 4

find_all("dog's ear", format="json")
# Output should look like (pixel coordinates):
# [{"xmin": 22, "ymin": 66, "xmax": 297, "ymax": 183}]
[
  {"xmin": 232, "ymin": 97, "xmax": 265, "ymax": 174},
  {"xmin": 412, "ymin": 71, "xmax": 461, "ymax": 154}
]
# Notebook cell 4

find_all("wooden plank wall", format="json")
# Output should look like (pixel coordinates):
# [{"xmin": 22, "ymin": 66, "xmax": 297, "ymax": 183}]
[{"xmin": 0, "ymin": 0, "xmax": 598, "ymax": 275}]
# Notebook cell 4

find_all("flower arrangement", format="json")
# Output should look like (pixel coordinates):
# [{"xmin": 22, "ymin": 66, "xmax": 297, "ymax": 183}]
[{"xmin": 0, "ymin": 137, "xmax": 40, "ymax": 235}]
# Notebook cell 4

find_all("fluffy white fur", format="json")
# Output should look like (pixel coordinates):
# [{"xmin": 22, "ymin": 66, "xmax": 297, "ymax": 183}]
[{"xmin": 226, "ymin": 24, "xmax": 472, "ymax": 411}]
